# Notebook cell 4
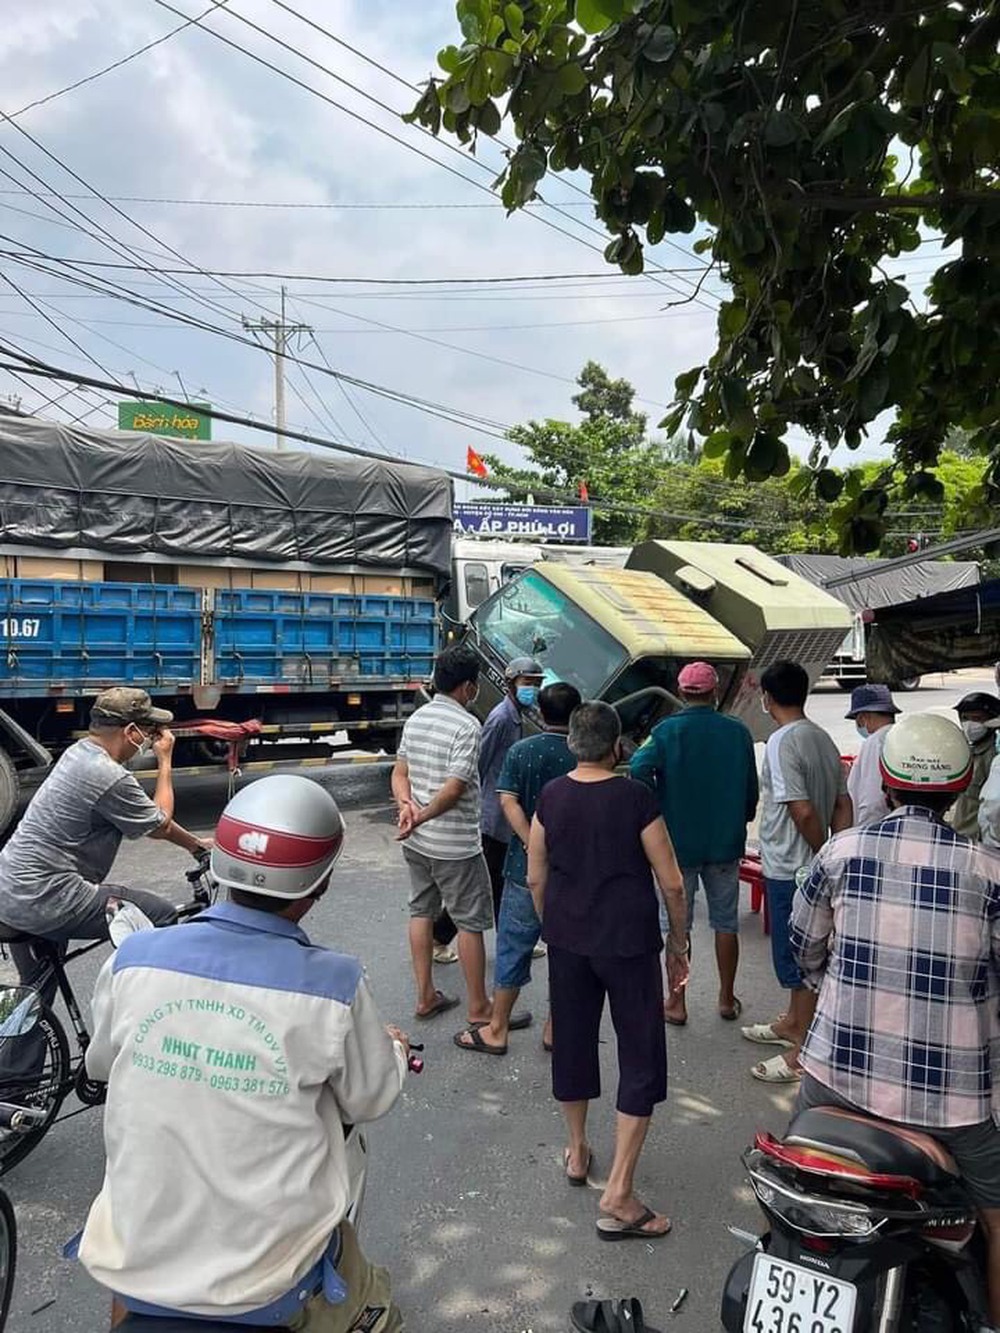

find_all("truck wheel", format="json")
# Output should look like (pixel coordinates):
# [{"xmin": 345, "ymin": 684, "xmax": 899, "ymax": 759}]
[
  {"xmin": 893, "ymin": 676, "xmax": 922, "ymax": 692},
  {"xmin": 0, "ymin": 749, "xmax": 20, "ymax": 839}
]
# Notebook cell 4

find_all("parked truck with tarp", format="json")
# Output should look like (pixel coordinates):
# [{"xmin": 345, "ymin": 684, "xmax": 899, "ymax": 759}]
[
  {"xmin": 0, "ymin": 415, "xmax": 452, "ymax": 832},
  {"xmin": 773, "ymin": 552, "xmax": 981, "ymax": 690}
]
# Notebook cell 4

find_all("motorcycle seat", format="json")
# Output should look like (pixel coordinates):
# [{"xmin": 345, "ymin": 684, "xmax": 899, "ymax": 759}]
[{"xmin": 784, "ymin": 1106, "xmax": 959, "ymax": 1188}]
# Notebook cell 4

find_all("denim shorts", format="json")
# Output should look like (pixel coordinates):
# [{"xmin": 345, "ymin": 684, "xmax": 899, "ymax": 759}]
[
  {"xmin": 657, "ymin": 860, "xmax": 741, "ymax": 935},
  {"xmin": 494, "ymin": 880, "xmax": 542, "ymax": 990},
  {"xmin": 765, "ymin": 876, "xmax": 804, "ymax": 990}
]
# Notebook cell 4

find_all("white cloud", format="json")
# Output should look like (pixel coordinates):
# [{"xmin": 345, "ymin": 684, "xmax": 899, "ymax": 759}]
[{"xmin": 0, "ymin": 0, "xmax": 729, "ymax": 481}]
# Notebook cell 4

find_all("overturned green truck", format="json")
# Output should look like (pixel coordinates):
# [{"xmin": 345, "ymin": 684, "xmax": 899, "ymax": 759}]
[{"xmin": 461, "ymin": 540, "xmax": 852, "ymax": 744}]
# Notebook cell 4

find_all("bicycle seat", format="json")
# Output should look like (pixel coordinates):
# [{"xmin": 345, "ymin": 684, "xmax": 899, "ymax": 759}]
[{"xmin": 0, "ymin": 922, "xmax": 31, "ymax": 945}]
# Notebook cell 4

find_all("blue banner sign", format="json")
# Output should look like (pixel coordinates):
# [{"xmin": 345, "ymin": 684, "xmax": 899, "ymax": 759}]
[{"xmin": 453, "ymin": 503, "xmax": 592, "ymax": 542}]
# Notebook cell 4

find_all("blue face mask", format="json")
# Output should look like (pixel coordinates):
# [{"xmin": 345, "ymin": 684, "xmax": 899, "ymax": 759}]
[
  {"xmin": 516, "ymin": 685, "xmax": 539, "ymax": 708},
  {"xmin": 856, "ymin": 723, "xmax": 869, "ymax": 741}
]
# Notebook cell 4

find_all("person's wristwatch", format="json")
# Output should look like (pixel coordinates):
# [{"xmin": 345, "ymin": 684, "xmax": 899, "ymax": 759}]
[{"xmin": 666, "ymin": 938, "xmax": 690, "ymax": 958}]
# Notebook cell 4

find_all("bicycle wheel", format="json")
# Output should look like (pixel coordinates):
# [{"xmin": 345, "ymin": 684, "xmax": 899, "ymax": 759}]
[
  {"xmin": 0, "ymin": 1188, "xmax": 15, "ymax": 1331},
  {"xmin": 0, "ymin": 1005, "xmax": 70, "ymax": 1175}
]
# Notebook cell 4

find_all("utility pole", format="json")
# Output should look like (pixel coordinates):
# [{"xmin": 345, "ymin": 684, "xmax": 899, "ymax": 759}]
[{"xmin": 242, "ymin": 286, "xmax": 310, "ymax": 450}]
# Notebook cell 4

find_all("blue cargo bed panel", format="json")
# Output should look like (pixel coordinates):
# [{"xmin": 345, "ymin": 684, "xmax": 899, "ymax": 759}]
[
  {"xmin": 214, "ymin": 589, "xmax": 437, "ymax": 684},
  {"xmin": 0, "ymin": 580, "xmax": 200, "ymax": 687}
]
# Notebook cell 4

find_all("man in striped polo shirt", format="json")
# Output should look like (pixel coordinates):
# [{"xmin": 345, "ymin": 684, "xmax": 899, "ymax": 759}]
[{"xmin": 393, "ymin": 645, "xmax": 496, "ymax": 1025}]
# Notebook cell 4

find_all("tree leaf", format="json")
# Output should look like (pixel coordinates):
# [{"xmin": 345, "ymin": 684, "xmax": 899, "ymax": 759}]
[
  {"xmin": 763, "ymin": 110, "xmax": 802, "ymax": 147},
  {"xmin": 702, "ymin": 429, "xmax": 733, "ymax": 459},
  {"xmin": 504, "ymin": 3, "xmax": 524, "ymax": 39},
  {"xmin": 556, "ymin": 62, "xmax": 588, "ymax": 95},
  {"xmin": 815, "ymin": 469, "xmax": 844, "ymax": 502},
  {"xmin": 719, "ymin": 302, "xmax": 748, "ymax": 338},
  {"xmin": 575, "ymin": 0, "xmax": 626, "ymax": 35},
  {"xmin": 674, "ymin": 365, "xmax": 703, "ymax": 399},
  {"xmin": 643, "ymin": 25, "xmax": 677, "ymax": 62}
]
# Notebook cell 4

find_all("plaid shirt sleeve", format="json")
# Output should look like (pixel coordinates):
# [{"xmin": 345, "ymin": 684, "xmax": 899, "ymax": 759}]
[{"xmin": 789, "ymin": 849, "xmax": 835, "ymax": 992}]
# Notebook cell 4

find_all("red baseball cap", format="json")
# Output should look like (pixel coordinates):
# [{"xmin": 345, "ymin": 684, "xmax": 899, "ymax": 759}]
[{"xmin": 678, "ymin": 661, "xmax": 719, "ymax": 695}]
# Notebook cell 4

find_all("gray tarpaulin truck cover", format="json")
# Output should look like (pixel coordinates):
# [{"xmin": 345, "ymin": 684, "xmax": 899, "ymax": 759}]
[
  {"xmin": 773, "ymin": 552, "xmax": 980, "ymax": 612},
  {"xmin": 0, "ymin": 416, "xmax": 454, "ymax": 580}
]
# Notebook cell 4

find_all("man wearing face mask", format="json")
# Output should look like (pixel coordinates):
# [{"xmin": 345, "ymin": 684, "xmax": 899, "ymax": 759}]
[
  {"xmin": 476, "ymin": 656, "xmax": 545, "ymax": 925},
  {"xmin": 393, "ymin": 645, "xmax": 499, "ymax": 1027},
  {"xmin": 844, "ymin": 683, "xmax": 900, "ymax": 828},
  {"xmin": 950, "ymin": 692, "xmax": 1000, "ymax": 838},
  {"xmin": 0, "ymin": 687, "xmax": 209, "ymax": 1076}
]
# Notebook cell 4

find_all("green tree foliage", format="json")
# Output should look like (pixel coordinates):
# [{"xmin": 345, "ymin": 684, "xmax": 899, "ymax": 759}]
[
  {"xmin": 409, "ymin": 1, "xmax": 1000, "ymax": 551},
  {"xmin": 480, "ymin": 360, "xmax": 669, "ymax": 543}
]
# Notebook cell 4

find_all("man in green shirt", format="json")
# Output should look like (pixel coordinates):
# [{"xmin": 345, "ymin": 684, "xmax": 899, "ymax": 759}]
[{"xmin": 630, "ymin": 662, "xmax": 758, "ymax": 1025}]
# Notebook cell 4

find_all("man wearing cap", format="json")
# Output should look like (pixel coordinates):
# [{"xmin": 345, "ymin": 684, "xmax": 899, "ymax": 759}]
[
  {"xmin": 630, "ymin": 661, "xmax": 758, "ymax": 1025},
  {"xmin": 477, "ymin": 656, "xmax": 545, "ymax": 924},
  {"xmin": 0, "ymin": 688, "xmax": 209, "ymax": 1071},
  {"xmin": 951, "ymin": 692, "xmax": 1000, "ymax": 838},
  {"xmin": 845, "ymin": 684, "xmax": 900, "ymax": 828}
]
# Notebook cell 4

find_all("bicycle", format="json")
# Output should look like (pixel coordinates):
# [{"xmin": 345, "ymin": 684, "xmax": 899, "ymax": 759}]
[{"xmin": 0, "ymin": 857, "xmax": 216, "ymax": 1175}]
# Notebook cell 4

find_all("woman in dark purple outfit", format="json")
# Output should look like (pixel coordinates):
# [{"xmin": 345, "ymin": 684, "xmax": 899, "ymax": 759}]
[{"xmin": 528, "ymin": 701, "xmax": 689, "ymax": 1241}]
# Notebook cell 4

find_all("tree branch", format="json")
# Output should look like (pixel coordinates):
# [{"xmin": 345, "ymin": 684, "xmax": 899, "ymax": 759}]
[{"xmin": 789, "ymin": 188, "xmax": 1000, "ymax": 211}]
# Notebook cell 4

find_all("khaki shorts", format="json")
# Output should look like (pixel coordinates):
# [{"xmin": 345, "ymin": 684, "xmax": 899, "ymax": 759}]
[
  {"xmin": 403, "ymin": 846, "xmax": 494, "ymax": 933},
  {"xmin": 290, "ymin": 1221, "xmax": 403, "ymax": 1332}
]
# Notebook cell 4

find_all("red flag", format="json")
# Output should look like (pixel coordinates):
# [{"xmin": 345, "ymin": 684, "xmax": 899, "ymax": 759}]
[
  {"xmin": 578, "ymin": 480, "xmax": 589, "ymax": 503},
  {"xmin": 466, "ymin": 446, "xmax": 489, "ymax": 479}
]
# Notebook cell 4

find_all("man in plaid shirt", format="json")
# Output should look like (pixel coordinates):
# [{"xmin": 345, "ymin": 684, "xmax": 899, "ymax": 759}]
[{"xmin": 790, "ymin": 712, "xmax": 1000, "ymax": 1329}]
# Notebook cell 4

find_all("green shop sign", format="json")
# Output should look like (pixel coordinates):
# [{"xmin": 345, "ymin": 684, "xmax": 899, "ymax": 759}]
[{"xmin": 118, "ymin": 400, "xmax": 212, "ymax": 440}]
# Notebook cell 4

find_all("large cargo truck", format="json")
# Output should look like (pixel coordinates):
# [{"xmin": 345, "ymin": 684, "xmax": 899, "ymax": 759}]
[{"xmin": 0, "ymin": 416, "xmax": 452, "ymax": 831}]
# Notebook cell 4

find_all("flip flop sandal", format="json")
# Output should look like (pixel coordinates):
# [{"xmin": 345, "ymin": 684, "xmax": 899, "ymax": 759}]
[
  {"xmin": 596, "ymin": 1207, "xmax": 672, "ymax": 1242},
  {"xmin": 468, "ymin": 1010, "xmax": 532, "ymax": 1032},
  {"xmin": 664, "ymin": 1013, "xmax": 688, "ymax": 1027},
  {"xmin": 570, "ymin": 1297, "xmax": 662, "ymax": 1332},
  {"xmin": 750, "ymin": 1053, "xmax": 802, "ymax": 1083},
  {"xmin": 414, "ymin": 991, "xmax": 460, "ymax": 1021},
  {"xmin": 741, "ymin": 1021, "xmax": 793, "ymax": 1047},
  {"xmin": 719, "ymin": 998, "xmax": 743, "ymax": 1021},
  {"xmin": 542, "ymin": 1038, "xmax": 553, "ymax": 1053},
  {"xmin": 563, "ymin": 1146, "xmax": 593, "ymax": 1186},
  {"xmin": 453, "ymin": 1027, "xmax": 507, "ymax": 1056}
]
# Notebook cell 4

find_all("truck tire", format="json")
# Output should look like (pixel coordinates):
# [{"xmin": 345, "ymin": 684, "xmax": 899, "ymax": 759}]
[
  {"xmin": 0, "ymin": 749, "xmax": 20, "ymax": 840},
  {"xmin": 893, "ymin": 676, "xmax": 922, "ymax": 692}
]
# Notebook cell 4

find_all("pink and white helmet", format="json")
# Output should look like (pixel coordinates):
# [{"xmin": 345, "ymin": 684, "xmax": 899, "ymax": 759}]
[{"xmin": 211, "ymin": 774, "xmax": 345, "ymax": 900}]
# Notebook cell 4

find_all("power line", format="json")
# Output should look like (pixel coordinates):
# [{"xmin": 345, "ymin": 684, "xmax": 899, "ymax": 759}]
[
  {"xmin": 0, "ymin": 346, "xmax": 814, "ymax": 534},
  {"xmin": 0, "ymin": 252, "xmax": 705, "ymax": 285},
  {"xmin": 7, "ymin": 1, "xmax": 232, "ymax": 119},
  {"xmin": 259, "ymin": 0, "xmax": 721, "ymax": 293},
  {"xmin": 152, "ymin": 0, "xmax": 718, "ymax": 312}
]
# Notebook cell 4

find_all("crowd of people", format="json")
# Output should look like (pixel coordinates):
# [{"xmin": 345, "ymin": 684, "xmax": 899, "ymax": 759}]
[{"xmin": 3, "ymin": 660, "xmax": 1000, "ymax": 1329}]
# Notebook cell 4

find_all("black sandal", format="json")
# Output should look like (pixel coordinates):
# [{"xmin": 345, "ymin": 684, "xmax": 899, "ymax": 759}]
[{"xmin": 570, "ymin": 1297, "xmax": 661, "ymax": 1333}]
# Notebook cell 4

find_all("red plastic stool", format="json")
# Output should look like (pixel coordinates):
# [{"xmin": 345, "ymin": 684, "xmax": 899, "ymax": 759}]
[{"xmin": 739, "ymin": 851, "xmax": 769, "ymax": 934}]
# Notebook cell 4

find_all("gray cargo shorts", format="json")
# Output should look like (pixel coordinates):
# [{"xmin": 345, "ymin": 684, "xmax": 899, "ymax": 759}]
[{"xmin": 402, "ymin": 847, "xmax": 494, "ymax": 934}]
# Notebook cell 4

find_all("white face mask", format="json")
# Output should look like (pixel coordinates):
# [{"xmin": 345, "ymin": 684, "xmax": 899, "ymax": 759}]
[
  {"xmin": 963, "ymin": 720, "xmax": 990, "ymax": 745},
  {"xmin": 127, "ymin": 726, "xmax": 152, "ymax": 759}
]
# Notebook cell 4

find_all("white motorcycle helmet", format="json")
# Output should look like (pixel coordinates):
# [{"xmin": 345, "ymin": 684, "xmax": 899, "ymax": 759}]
[
  {"xmin": 211, "ymin": 774, "xmax": 345, "ymax": 899},
  {"xmin": 879, "ymin": 713, "xmax": 973, "ymax": 795}
]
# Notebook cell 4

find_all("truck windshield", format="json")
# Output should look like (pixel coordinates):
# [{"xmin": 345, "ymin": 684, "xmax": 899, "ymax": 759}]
[{"xmin": 475, "ymin": 570, "xmax": 627, "ymax": 696}]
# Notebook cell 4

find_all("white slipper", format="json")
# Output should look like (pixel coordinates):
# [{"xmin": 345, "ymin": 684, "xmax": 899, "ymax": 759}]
[
  {"xmin": 741, "ymin": 1021, "xmax": 794, "ymax": 1048},
  {"xmin": 751, "ymin": 1053, "xmax": 801, "ymax": 1083}
]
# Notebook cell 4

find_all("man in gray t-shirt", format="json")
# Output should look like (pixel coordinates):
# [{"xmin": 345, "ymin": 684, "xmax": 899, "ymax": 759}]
[
  {"xmin": 741, "ymin": 662, "xmax": 852, "ymax": 1085},
  {"xmin": 0, "ymin": 688, "xmax": 208, "ymax": 1075}
]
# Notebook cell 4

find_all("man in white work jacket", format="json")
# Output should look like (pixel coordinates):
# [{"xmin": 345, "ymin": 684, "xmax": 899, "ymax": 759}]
[{"xmin": 78, "ymin": 774, "xmax": 409, "ymax": 1331}]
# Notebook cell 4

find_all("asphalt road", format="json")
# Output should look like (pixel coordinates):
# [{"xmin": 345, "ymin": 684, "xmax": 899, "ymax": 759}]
[{"xmin": 6, "ymin": 670, "xmax": 997, "ymax": 1333}]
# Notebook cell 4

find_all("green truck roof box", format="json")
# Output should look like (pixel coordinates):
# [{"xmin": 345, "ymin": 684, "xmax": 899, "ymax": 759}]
[{"xmin": 626, "ymin": 541, "xmax": 852, "ymax": 649}]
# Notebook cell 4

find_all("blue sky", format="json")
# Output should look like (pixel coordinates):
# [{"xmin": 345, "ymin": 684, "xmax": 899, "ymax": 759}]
[{"xmin": 0, "ymin": 1, "xmax": 931, "ymax": 493}]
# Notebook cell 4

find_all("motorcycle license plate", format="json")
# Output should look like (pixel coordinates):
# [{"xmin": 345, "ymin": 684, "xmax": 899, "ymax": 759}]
[{"xmin": 744, "ymin": 1254, "xmax": 857, "ymax": 1333}]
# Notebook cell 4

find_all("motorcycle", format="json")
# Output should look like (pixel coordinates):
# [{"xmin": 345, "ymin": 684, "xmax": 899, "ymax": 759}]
[{"xmin": 722, "ymin": 1104, "xmax": 991, "ymax": 1332}]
